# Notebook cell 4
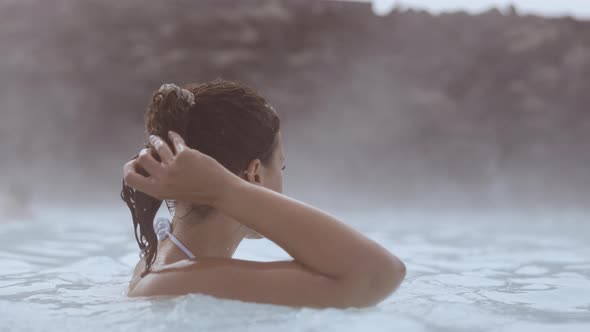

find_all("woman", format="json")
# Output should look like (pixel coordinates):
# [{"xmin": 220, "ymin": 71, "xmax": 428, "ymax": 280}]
[{"xmin": 121, "ymin": 79, "xmax": 405, "ymax": 308}]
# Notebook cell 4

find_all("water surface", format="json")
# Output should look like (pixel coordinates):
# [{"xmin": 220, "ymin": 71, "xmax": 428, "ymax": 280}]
[{"xmin": 1, "ymin": 207, "xmax": 589, "ymax": 331}]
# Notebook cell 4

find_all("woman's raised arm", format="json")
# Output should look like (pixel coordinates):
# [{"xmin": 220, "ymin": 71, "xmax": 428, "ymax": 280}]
[
  {"xmin": 124, "ymin": 131, "xmax": 405, "ymax": 307},
  {"xmin": 216, "ymin": 173, "xmax": 405, "ymax": 287}
]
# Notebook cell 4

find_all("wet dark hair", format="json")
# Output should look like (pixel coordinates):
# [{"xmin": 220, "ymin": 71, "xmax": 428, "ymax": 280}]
[{"xmin": 121, "ymin": 79, "xmax": 280, "ymax": 277}]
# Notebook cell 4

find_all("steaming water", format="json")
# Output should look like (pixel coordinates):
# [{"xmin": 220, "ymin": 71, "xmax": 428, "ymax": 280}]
[{"xmin": 1, "ymin": 206, "xmax": 589, "ymax": 332}]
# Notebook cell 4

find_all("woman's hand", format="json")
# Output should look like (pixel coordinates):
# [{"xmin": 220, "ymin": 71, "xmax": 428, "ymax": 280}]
[{"xmin": 123, "ymin": 131, "xmax": 239, "ymax": 206}]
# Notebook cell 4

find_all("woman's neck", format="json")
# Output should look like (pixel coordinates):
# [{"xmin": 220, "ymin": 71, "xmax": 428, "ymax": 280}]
[{"xmin": 156, "ymin": 209, "xmax": 246, "ymax": 265}]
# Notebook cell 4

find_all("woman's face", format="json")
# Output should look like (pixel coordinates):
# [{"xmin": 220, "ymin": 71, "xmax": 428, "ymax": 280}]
[
  {"xmin": 241, "ymin": 131, "xmax": 285, "ymax": 193},
  {"xmin": 242, "ymin": 131, "xmax": 285, "ymax": 239},
  {"xmin": 259, "ymin": 131, "xmax": 285, "ymax": 194}
]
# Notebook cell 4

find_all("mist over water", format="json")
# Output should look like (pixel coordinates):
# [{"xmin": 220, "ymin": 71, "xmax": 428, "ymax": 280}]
[
  {"xmin": 2, "ymin": 0, "xmax": 589, "ymax": 218},
  {"xmin": 1, "ymin": 0, "xmax": 590, "ymax": 217}
]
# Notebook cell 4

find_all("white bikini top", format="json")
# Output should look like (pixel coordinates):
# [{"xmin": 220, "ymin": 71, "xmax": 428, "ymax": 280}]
[{"xmin": 152, "ymin": 217, "xmax": 195, "ymax": 259}]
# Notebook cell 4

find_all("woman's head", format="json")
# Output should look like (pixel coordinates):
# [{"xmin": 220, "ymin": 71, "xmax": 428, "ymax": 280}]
[
  {"xmin": 146, "ymin": 79, "xmax": 283, "ymax": 194},
  {"xmin": 121, "ymin": 79, "xmax": 283, "ymax": 276}
]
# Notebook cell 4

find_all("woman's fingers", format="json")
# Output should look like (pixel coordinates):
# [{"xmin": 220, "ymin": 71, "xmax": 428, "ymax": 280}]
[
  {"xmin": 123, "ymin": 159, "xmax": 154, "ymax": 194},
  {"xmin": 149, "ymin": 135, "xmax": 174, "ymax": 163},
  {"xmin": 136, "ymin": 148, "xmax": 163, "ymax": 177},
  {"xmin": 169, "ymin": 131, "xmax": 186, "ymax": 154}
]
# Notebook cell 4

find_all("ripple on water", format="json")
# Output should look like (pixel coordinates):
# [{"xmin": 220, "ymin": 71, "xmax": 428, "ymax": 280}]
[{"xmin": 515, "ymin": 265, "xmax": 550, "ymax": 276}]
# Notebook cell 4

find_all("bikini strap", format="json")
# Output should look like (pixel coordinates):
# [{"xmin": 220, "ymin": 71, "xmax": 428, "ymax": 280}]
[{"xmin": 153, "ymin": 217, "xmax": 196, "ymax": 259}]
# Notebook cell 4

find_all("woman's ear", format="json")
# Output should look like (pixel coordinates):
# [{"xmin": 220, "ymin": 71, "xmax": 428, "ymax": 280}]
[{"xmin": 243, "ymin": 159, "xmax": 264, "ymax": 185}]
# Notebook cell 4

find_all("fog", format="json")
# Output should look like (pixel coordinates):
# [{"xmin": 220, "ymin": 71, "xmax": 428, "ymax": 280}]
[{"xmin": 1, "ymin": 0, "xmax": 589, "ymax": 220}]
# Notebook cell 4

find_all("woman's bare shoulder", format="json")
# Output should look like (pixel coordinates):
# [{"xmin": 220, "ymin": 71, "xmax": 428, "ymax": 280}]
[
  {"xmin": 127, "ymin": 257, "xmax": 299, "ymax": 297},
  {"xmin": 126, "ymin": 256, "xmax": 396, "ymax": 308}
]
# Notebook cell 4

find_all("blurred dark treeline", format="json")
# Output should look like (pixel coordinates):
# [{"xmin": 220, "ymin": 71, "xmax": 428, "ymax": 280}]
[{"xmin": 1, "ymin": 0, "xmax": 589, "ymax": 213}]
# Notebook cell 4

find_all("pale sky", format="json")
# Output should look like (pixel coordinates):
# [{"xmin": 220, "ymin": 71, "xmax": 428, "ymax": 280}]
[{"xmin": 337, "ymin": 0, "xmax": 590, "ymax": 19}]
